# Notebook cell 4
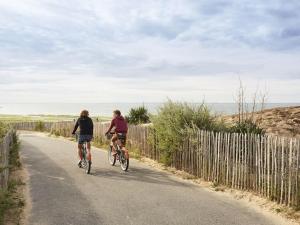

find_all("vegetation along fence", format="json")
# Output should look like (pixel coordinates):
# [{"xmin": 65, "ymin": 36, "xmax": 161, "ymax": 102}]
[
  {"xmin": 14, "ymin": 121, "xmax": 300, "ymax": 207},
  {"xmin": 0, "ymin": 130, "xmax": 15, "ymax": 189}
]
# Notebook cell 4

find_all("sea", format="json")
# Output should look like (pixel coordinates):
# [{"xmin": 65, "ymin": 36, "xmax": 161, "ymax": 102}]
[{"xmin": 0, "ymin": 103, "xmax": 299, "ymax": 116}]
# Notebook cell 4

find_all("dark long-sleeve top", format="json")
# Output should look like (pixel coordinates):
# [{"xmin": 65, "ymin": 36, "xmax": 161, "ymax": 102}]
[{"xmin": 72, "ymin": 116, "xmax": 94, "ymax": 135}]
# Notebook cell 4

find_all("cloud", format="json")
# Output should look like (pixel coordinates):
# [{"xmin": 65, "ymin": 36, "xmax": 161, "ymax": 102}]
[{"xmin": 0, "ymin": 0, "xmax": 299, "ymax": 103}]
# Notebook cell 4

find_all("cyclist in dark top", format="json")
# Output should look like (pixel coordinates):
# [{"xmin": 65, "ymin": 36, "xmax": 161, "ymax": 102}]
[
  {"xmin": 72, "ymin": 110, "xmax": 93, "ymax": 167},
  {"xmin": 105, "ymin": 110, "xmax": 128, "ymax": 155}
]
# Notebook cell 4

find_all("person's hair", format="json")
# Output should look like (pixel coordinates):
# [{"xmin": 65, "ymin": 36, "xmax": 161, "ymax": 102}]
[
  {"xmin": 80, "ymin": 110, "xmax": 89, "ymax": 117},
  {"xmin": 113, "ymin": 110, "xmax": 121, "ymax": 116}
]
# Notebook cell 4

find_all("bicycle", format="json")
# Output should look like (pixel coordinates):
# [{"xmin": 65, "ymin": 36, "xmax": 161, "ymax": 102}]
[
  {"xmin": 75, "ymin": 133, "xmax": 91, "ymax": 174},
  {"xmin": 106, "ymin": 132, "xmax": 129, "ymax": 171}
]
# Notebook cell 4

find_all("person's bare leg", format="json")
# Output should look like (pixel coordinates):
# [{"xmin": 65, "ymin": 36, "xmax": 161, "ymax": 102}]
[
  {"xmin": 122, "ymin": 147, "xmax": 129, "ymax": 159},
  {"xmin": 78, "ymin": 144, "xmax": 83, "ymax": 160},
  {"xmin": 120, "ymin": 141, "xmax": 129, "ymax": 159},
  {"xmin": 77, "ymin": 143, "xmax": 83, "ymax": 167},
  {"xmin": 112, "ymin": 142, "xmax": 117, "ymax": 154},
  {"xmin": 87, "ymin": 142, "xmax": 91, "ymax": 161},
  {"xmin": 111, "ymin": 134, "xmax": 118, "ymax": 155}
]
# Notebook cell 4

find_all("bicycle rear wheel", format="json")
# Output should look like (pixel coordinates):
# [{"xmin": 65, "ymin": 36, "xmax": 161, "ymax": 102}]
[
  {"xmin": 120, "ymin": 151, "xmax": 129, "ymax": 171},
  {"xmin": 85, "ymin": 160, "xmax": 91, "ymax": 174},
  {"xmin": 108, "ymin": 145, "xmax": 116, "ymax": 166},
  {"xmin": 82, "ymin": 144, "xmax": 91, "ymax": 174},
  {"xmin": 81, "ymin": 147, "xmax": 87, "ymax": 168}
]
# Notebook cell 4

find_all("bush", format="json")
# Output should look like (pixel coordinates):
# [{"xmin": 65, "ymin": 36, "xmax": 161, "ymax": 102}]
[
  {"xmin": 92, "ymin": 136, "xmax": 108, "ymax": 148},
  {"xmin": 50, "ymin": 129, "xmax": 61, "ymax": 136},
  {"xmin": 9, "ymin": 132, "xmax": 21, "ymax": 169},
  {"xmin": 126, "ymin": 106, "xmax": 150, "ymax": 125},
  {"xmin": 149, "ymin": 101, "xmax": 265, "ymax": 165},
  {"xmin": 0, "ymin": 122, "xmax": 8, "ymax": 138},
  {"xmin": 34, "ymin": 121, "xmax": 45, "ymax": 132},
  {"xmin": 230, "ymin": 119, "xmax": 265, "ymax": 135},
  {"xmin": 150, "ymin": 100, "xmax": 227, "ymax": 164}
]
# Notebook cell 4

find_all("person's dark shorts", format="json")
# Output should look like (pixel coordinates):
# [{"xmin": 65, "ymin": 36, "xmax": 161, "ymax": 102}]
[
  {"xmin": 117, "ymin": 133, "xmax": 127, "ymax": 145},
  {"xmin": 78, "ymin": 135, "xmax": 93, "ymax": 144}
]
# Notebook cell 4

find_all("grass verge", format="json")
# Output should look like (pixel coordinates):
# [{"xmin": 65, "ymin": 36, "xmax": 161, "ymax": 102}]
[{"xmin": 0, "ymin": 133, "xmax": 25, "ymax": 225}]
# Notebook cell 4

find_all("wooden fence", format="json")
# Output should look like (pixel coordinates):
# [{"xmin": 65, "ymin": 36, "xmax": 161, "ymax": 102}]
[
  {"xmin": 172, "ymin": 131, "xmax": 300, "ymax": 207},
  {"xmin": 14, "ymin": 121, "xmax": 300, "ymax": 207},
  {"xmin": 13, "ymin": 121, "xmax": 53, "ymax": 132},
  {"xmin": 0, "ymin": 130, "xmax": 15, "ymax": 189}
]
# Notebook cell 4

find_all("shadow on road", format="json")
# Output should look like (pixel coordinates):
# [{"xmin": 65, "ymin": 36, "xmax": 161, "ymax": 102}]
[
  {"xmin": 92, "ymin": 166, "xmax": 191, "ymax": 188},
  {"xmin": 20, "ymin": 138, "xmax": 103, "ymax": 224}
]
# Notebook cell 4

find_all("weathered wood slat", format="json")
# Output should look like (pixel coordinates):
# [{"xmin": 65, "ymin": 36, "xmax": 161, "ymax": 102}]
[{"xmin": 0, "ymin": 130, "xmax": 15, "ymax": 189}]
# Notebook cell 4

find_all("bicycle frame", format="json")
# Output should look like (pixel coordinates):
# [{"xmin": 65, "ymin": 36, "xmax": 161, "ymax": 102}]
[
  {"xmin": 107, "ymin": 132, "xmax": 129, "ymax": 171},
  {"xmin": 107, "ymin": 132, "xmax": 127, "ymax": 154},
  {"xmin": 75, "ymin": 133, "xmax": 91, "ymax": 174}
]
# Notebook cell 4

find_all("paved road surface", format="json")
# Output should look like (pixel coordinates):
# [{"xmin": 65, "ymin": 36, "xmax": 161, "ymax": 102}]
[{"xmin": 20, "ymin": 132, "xmax": 288, "ymax": 225}]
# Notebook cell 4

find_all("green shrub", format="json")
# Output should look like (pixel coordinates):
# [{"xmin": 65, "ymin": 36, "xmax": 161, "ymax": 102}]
[
  {"xmin": 126, "ymin": 106, "xmax": 150, "ymax": 125},
  {"xmin": 34, "ymin": 121, "xmax": 45, "ymax": 132},
  {"xmin": 130, "ymin": 147, "xmax": 142, "ymax": 160},
  {"xmin": 0, "ymin": 122, "xmax": 8, "ymax": 138},
  {"xmin": 230, "ymin": 119, "xmax": 265, "ymax": 135},
  {"xmin": 54, "ymin": 130, "xmax": 60, "ymax": 136},
  {"xmin": 150, "ymin": 100, "xmax": 227, "ymax": 164},
  {"xmin": 93, "ymin": 136, "xmax": 108, "ymax": 148},
  {"xmin": 9, "ymin": 132, "xmax": 21, "ymax": 169},
  {"xmin": 0, "ymin": 189, "xmax": 13, "ymax": 224}
]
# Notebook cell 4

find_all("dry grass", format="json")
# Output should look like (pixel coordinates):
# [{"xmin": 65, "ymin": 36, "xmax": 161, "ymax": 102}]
[{"xmin": 223, "ymin": 106, "xmax": 300, "ymax": 138}]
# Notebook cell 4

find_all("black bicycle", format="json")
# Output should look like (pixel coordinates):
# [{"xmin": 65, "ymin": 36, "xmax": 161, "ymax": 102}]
[
  {"xmin": 75, "ymin": 134, "xmax": 91, "ymax": 174},
  {"xmin": 106, "ymin": 133, "xmax": 129, "ymax": 171}
]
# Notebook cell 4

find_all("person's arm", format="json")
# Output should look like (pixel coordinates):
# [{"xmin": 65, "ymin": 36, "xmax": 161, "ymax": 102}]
[
  {"xmin": 90, "ymin": 118, "xmax": 94, "ymax": 136},
  {"xmin": 105, "ymin": 119, "xmax": 115, "ymax": 134},
  {"xmin": 72, "ymin": 119, "xmax": 79, "ymax": 134}
]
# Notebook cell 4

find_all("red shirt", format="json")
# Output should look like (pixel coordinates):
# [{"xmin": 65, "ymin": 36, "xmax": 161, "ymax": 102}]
[{"xmin": 108, "ymin": 116, "xmax": 128, "ymax": 133}]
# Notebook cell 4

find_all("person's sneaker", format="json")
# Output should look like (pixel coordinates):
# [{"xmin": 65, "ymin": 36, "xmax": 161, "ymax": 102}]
[{"xmin": 78, "ymin": 160, "xmax": 82, "ymax": 168}]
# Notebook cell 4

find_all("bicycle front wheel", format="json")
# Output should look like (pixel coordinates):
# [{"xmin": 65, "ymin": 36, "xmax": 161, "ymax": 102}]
[{"xmin": 108, "ymin": 146, "xmax": 116, "ymax": 166}]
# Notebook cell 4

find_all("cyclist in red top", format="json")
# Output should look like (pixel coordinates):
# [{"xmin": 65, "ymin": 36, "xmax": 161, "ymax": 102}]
[{"xmin": 105, "ymin": 110, "xmax": 128, "ymax": 155}]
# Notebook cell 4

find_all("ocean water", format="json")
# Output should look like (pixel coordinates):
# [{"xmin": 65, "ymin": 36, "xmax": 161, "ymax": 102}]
[{"xmin": 0, "ymin": 103, "xmax": 299, "ymax": 116}]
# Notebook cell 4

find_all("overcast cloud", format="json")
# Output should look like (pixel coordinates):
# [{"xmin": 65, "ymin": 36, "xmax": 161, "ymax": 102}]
[{"xmin": 0, "ymin": 0, "xmax": 299, "ymax": 103}]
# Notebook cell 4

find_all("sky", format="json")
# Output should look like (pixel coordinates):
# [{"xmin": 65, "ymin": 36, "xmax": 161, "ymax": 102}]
[{"xmin": 0, "ymin": 0, "xmax": 300, "ymax": 103}]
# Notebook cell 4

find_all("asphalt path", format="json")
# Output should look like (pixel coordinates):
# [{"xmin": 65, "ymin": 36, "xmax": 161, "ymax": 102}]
[{"xmin": 20, "ymin": 132, "xmax": 289, "ymax": 225}]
